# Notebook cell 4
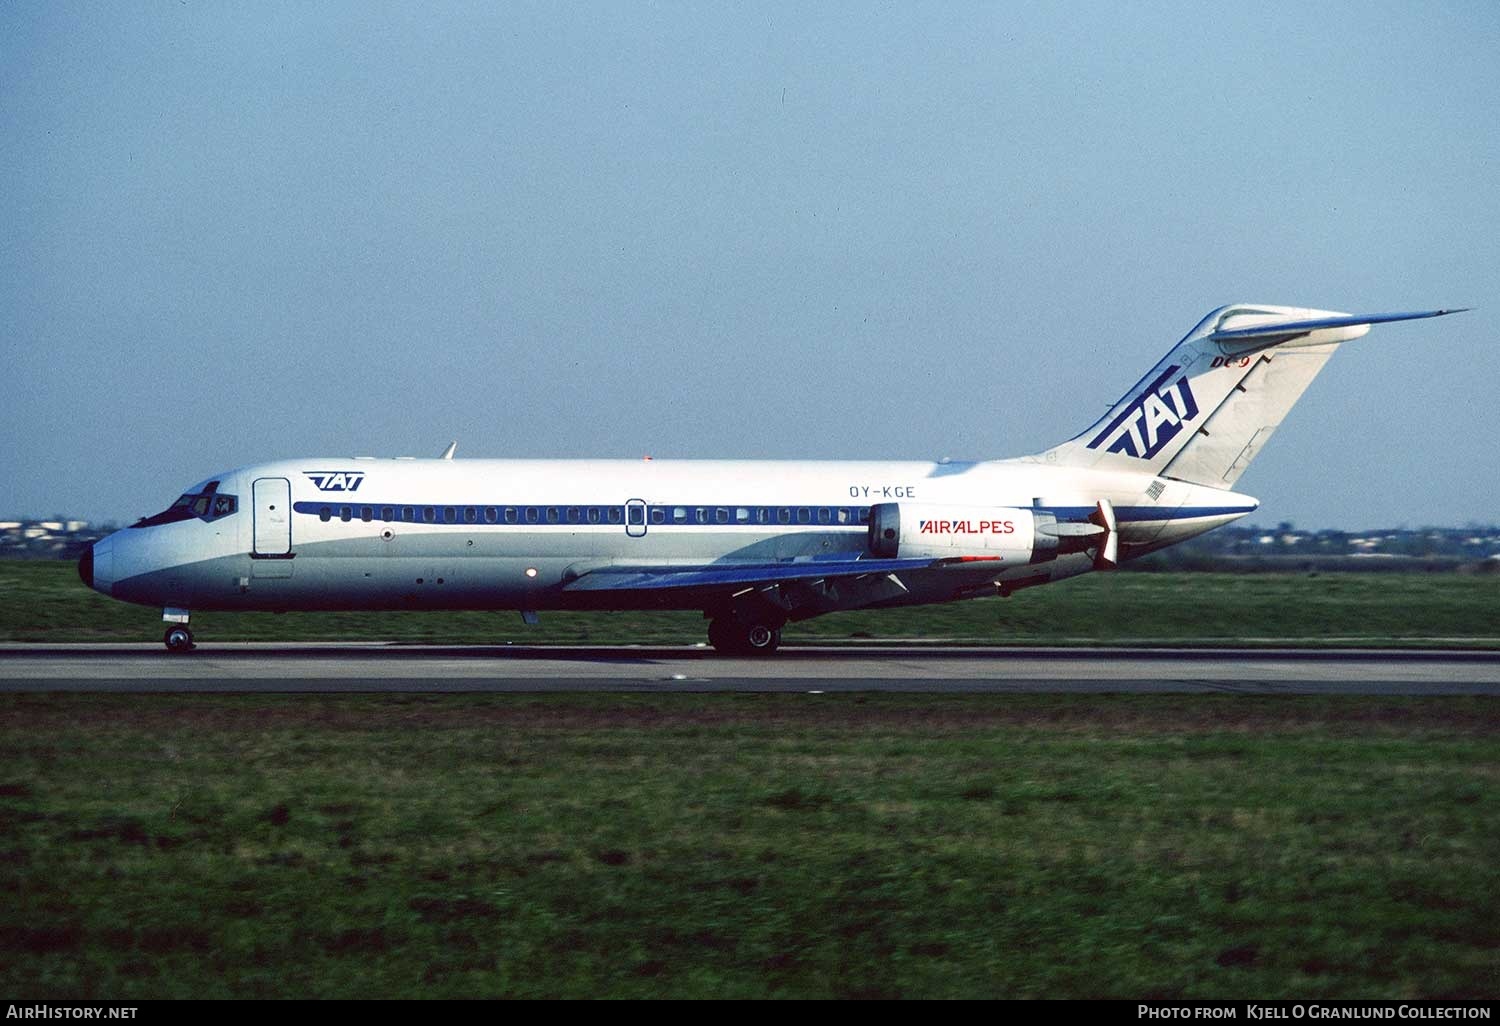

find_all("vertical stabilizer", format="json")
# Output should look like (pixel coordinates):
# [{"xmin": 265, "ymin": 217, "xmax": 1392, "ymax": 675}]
[{"xmin": 1036, "ymin": 305, "xmax": 1462, "ymax": 488}]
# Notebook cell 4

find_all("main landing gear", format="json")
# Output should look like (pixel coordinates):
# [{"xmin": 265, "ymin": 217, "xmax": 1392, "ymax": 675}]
[{"xmin": 707, "ymin": 609, "xmax": 785, "ymax": 655}]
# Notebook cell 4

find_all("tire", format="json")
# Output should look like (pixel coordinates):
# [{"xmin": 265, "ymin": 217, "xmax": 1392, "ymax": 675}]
[
  {"xmin": 708, "ymin": 617, "xmax": 782, "ymax": 655},
  {"xmin": 744, "ymin": 623, "xmax": 780, "ymax": 653},
  {"xmin": 163, "ymin": 626, "xmax": 195, "ymax": 653}
]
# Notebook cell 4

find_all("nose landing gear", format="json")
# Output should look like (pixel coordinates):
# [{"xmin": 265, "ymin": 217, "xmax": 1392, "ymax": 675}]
[
  {"xmin": 162, "ymin": 608, "xmax": 195, "ymax": 652},
  {"xmin": 163, "ymin": 626, "xmax": 196, "ymax": 652}
]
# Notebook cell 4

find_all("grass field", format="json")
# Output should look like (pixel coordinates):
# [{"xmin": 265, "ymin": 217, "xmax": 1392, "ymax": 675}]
[
  {"xmin": 4, "ymin": 559, "xmax": 1499, "ymax": 647},
  {"xmin": 4, "ymin": 561, "xmax": 1496, "ymax": 997},
  {"xmin": 0, "ymin": 693, "xmax": 1495, "ymax": 999}
]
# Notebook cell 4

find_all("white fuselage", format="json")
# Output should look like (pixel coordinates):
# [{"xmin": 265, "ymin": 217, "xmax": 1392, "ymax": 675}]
[{"xmin": 86, "ymin": 455, "xmax": 1256, "ymax": 615}]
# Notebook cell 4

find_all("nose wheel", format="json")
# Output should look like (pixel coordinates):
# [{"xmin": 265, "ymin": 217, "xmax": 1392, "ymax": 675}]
[{"xmin": 163, "ymin": 626, "xmax": 196, "ymax": 653}]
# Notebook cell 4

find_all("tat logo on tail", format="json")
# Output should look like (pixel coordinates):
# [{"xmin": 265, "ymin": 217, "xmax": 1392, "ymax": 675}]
[{"xmin": 1086, "ymin": 364, "xmax": 1199, "ymax": 459}]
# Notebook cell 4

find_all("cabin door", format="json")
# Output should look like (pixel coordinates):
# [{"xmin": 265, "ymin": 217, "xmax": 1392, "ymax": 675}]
[{"xmin": 252, "ymin": 477, "xmax": 293, "ymax": 558}]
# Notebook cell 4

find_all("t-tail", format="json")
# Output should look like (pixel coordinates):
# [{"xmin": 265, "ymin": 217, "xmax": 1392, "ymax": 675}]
[{"xmin": 1040, "ymin": 304, "xmax": 1466, "ymax": 487}]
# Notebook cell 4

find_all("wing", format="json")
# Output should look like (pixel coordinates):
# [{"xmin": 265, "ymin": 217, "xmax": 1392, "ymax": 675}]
[{"xmin": 562, "ymin": 555, "xmax": 953, "ymax": 593}]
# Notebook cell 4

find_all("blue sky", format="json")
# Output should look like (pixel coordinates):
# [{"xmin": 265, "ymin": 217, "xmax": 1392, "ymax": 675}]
[{"xmin": 2, "ymin": 2, "xmax": 1496, "ymax": 529}]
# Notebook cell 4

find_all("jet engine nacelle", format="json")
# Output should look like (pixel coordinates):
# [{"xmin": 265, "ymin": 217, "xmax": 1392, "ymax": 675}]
[{"xmin": 867, "ymin": 503, "xmax": 1060, "ymax": 564}]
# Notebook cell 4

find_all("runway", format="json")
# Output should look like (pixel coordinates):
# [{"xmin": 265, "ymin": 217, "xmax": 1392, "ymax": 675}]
[{"xmin": 1, "ymin": 643, "xmax": 1498, "ymax": 694}]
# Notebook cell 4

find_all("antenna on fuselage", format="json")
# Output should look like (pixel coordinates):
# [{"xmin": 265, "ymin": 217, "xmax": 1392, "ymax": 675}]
[{"xmin": 439, "ymin": 441, "xmax": 457, "ymax": 460}]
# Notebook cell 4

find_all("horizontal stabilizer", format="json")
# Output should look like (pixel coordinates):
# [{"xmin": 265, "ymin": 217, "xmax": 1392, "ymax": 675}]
[{"xmin": 1209, "ymin": 308, "xmax": 1467, "ymax": 345}]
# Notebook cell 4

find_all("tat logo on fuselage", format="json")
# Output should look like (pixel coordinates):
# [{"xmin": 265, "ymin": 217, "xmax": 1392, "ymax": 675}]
[
  {"xmin": 1086, "ymin": 364, "xmax": 1199, "ymax": 459},
  {"xmin": 304, "ymin": 471, "xmax": 365, "ymax": 492}
]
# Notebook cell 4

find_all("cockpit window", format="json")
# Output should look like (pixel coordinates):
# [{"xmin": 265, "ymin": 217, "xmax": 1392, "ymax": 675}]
[{"xmin": 132, "ymin": 483, "xmax": 237, "ymax": 528}]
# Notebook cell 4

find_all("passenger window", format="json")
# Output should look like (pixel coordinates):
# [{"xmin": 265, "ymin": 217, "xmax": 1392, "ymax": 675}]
[
  {"xmin": 735, "ymin": 507, "xmax": 751, "ymax": 523},
  {"xmin": 381, "ymin": 507, "xmax": 394, "ymax": 522},
  {"xmin": 423, "ymin": 507, "xmax": 436, "ymax": 523},
  {"xmin": 360, "ymin": 506, "xmax": 373, "ymax": 522},
  {"xmin": 319, "ymin": 506, "xmax": 332, "ymax": 522},
  {"xmin": 546, "ymin": 507, "xmax": 560, "ymax": 524},
  {"xmin": 778, "ymin": 508, "xmax": 791, "ymax": 524},
  {"xmin": 716, "ymin": 508, "xmax": 729, "ymax": 524},
  {"xmin": 672, "ymin": 507, "xmax": 687, "ymax": 523},
  {"xmin": 650, "ymin": 507, "xmax": 665, "ymax": 525},
  {"xmin": 340, "ymin": 506, "xmax": 352, "ymax": 523},
  {"xmin": 797, "ymin": 508, "xmax": 811, "ymax": 524},
  {"xmin": 587, "ymin": 507, "xmax": 600, "ymax": 524},
  {"xmin": 611, "ymin": 507, "xmax": 626, "ymax": 525},
  {"xmin": 465, "ymin": 507, "xmax": 477, "ymax": 524},
  {"xmin": 525, "ymin": 507, "xmax": 539, "ymax": 524},
  {"xmin": 504, "ymin": 508, "xmax": 518, "ymax": 524},
  {"xmin": 484, "ymin": 507, "xmax": 497, "ymax": 524}
]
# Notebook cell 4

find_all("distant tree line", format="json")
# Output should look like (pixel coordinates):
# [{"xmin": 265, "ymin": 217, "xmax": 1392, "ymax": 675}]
[
  {"xmin": 0, "ymin": 519, "xmax": 115, "ymax": 561},
  {"xmin": 1128, "ymin": 523, "xmax": 1500, "ymax": 573}
]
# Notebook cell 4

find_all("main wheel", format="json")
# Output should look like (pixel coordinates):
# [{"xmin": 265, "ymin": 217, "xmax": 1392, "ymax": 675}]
[
  {"xmin": 163, "ymin": 626, "xmax": 195, "ymax": 653},
  {"xmin": 708, "ymin": 616, "xmax": 782, "ymax": 655},
  {"xmin": 744, "ymin": 623, "xmax": 780, "ymax": 652}
]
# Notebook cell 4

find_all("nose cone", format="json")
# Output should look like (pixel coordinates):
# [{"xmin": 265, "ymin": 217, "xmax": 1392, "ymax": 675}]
[{"xmin": 81, "ymin": 536, "xmax": 114, "ymax": 596}]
